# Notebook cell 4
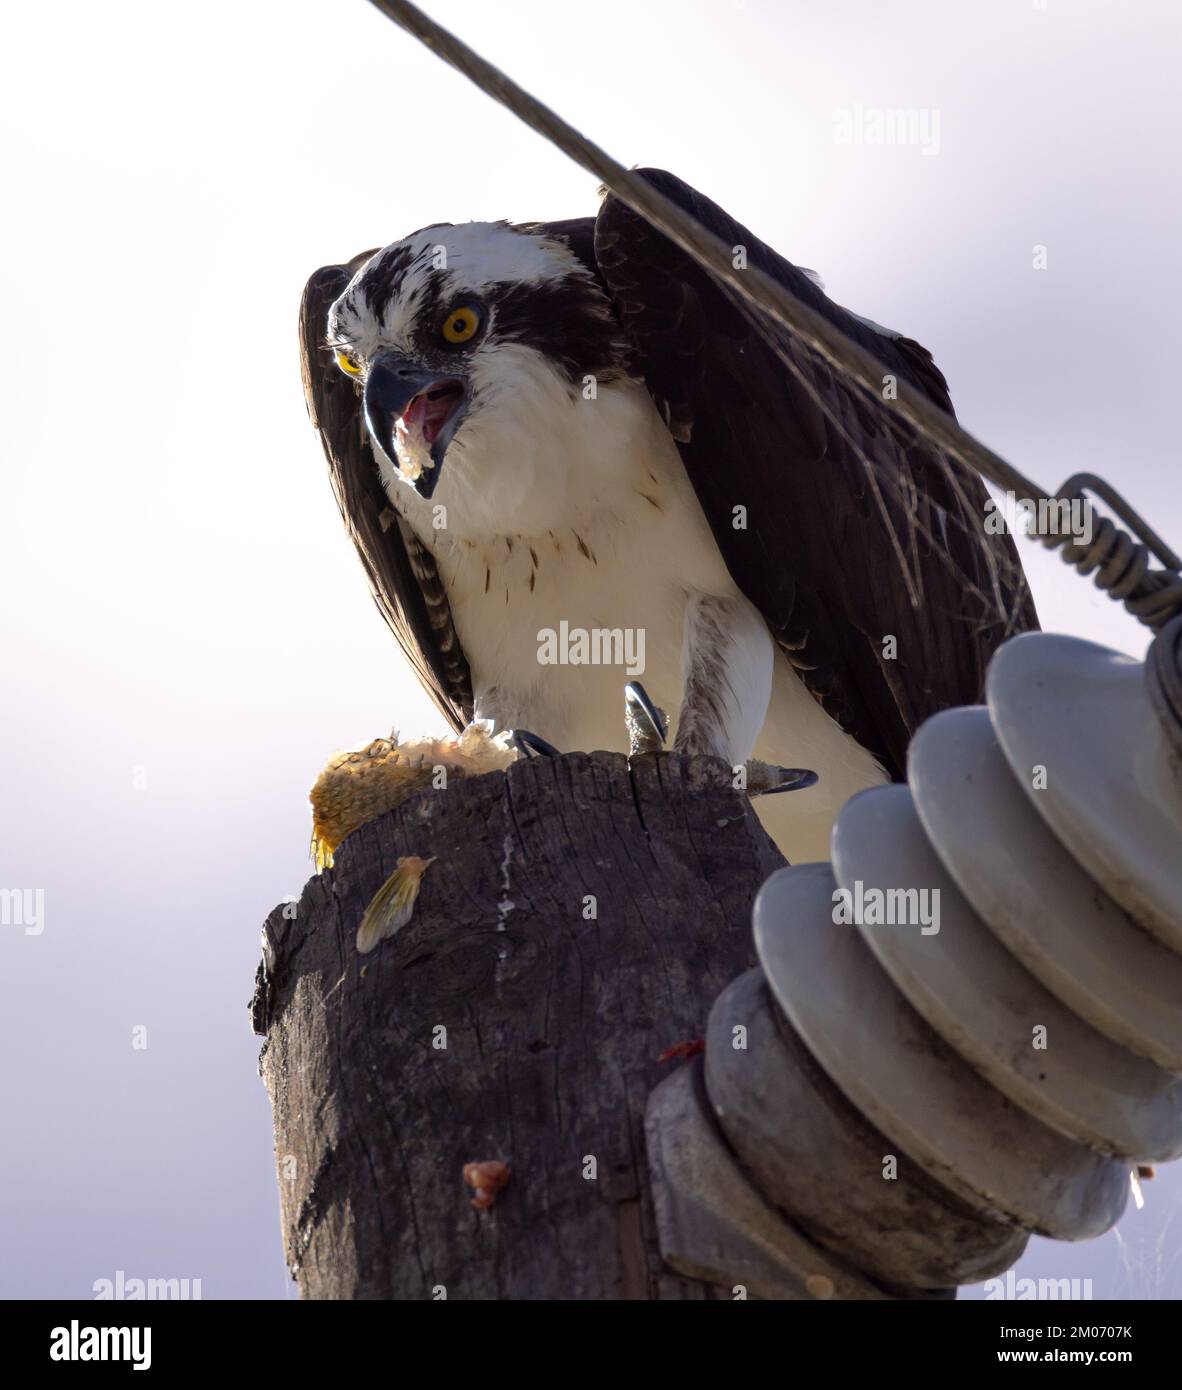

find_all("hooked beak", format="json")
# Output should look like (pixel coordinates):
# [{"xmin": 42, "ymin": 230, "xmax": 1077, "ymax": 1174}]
[{"xmin": 362, "ymin": 350, "xmax": 469, "ymax": 500}]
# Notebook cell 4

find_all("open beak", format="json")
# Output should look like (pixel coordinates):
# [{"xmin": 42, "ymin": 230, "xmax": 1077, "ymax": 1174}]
[{"xmin": 362, "ymin": 349, "xmax": 469, "ymax": 500}]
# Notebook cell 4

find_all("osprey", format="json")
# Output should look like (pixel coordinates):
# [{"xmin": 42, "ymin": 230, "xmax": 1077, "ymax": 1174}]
[{"xmin": 300, "ymin": 169, "xmax": 1037, "ymax": 863}]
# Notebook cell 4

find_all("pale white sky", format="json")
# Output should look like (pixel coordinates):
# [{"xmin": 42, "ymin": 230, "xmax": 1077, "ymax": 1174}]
[{"xmin": 2, "ymin": 0, "xmax": 1180, "ymax": 1299}]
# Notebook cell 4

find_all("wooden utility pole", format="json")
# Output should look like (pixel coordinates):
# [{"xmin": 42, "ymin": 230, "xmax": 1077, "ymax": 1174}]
[{"xmin": 252, "ymin": 752, "xmax": 782, "ymax": 1299}]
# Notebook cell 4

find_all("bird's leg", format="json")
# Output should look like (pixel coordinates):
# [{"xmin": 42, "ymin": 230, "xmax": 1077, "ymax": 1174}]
[
  {"xmin": 673, "ymin": 594, "xmax": 818, "ymax": 796},
  {"xmin": 673, "ymin": 594, "xmax": 773, "ymax": 762}
]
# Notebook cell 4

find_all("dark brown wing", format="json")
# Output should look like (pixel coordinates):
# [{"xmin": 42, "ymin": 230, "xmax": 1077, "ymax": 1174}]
[
  {"xmin": 585, "ymin": 169, "xmax": 1038, "ymax": 779},
  {"xmin": 300, "ymin": 259, "xmax": 473, "ymax": 733}
]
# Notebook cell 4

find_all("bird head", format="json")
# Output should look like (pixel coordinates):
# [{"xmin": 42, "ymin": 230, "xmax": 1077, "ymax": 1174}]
[{"xmin": 325, "ymin": 221, "xmax": 634, "ymax": 529}]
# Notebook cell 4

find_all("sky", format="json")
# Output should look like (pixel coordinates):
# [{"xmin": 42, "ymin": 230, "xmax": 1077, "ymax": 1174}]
[{"xmin": 2, "ymin": 0, "xmax": 1181, "ymax": 1300}]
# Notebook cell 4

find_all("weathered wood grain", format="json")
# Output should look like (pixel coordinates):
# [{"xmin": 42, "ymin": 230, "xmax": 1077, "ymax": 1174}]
[{"xmin": 253, "ymin": 751, "xmax": 784, "ymax": 1299}]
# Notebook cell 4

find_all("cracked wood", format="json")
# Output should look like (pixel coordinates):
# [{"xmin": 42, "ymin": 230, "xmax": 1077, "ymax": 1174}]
[{"xmin": 252, "ymin": 751, "xmax": 784, "ymax": 1299}]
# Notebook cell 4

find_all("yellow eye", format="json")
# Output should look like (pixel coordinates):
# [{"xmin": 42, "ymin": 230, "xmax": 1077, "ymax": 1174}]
[
  {"xmin": 336, "ymin": 349, "xmax": 362, "ymax": 376},
  {"xmin": 441, "ymin": 305, "xmax": 481, "ymax": 345}
]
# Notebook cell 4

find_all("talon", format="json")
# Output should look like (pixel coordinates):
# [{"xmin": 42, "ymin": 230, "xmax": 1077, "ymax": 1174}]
[
  {"xmin": 745, "ymin": 759, "xmax": 819, "ymax": 796},
  {"xmin": 512, "ymin": 729, "xmax": 561, "ymax": 759},
  {"xmin": 625, "ymin": 681, "xmax": 668, "ymax": 754}
]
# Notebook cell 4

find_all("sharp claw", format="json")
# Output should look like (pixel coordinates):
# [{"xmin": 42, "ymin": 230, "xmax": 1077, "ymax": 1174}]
[
  {"xmin": 512, "ymin": 729, "xmax": 561, "ymax": 759},
  {"xmin": 745, "ymin": 760, "xmax": 819, "ymax": 796},
  {"xmin": 625, "ymin": 681, "xmax": 668, "ymax": 755}
]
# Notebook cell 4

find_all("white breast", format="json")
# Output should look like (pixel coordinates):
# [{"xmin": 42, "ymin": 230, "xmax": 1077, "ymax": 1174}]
[
  {"xmin": 405, "ymin": 381, "xmax": 734, "ymax": 747},
  {"xmin": 385, "ymin": 377, "xmax": 886, "ymax": 863}
]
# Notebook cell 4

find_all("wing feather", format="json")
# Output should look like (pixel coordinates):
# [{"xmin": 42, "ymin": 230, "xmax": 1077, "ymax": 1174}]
[{"xmin": 588, "ymin": 170, "xmax": 1038, "ymax": 778}]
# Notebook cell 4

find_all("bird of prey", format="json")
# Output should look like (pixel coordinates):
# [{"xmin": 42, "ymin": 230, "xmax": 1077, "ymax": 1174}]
[{"xmin": 300, "ymin": 169, "xmax": 1037, "ymax": 864}]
